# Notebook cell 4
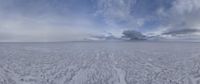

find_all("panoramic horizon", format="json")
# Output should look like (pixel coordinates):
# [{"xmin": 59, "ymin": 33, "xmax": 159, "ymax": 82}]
[
  {"xmin": 1, "ymin": 1, "xmax": 200, "ymax": 84},
  {"xmin": 0, "ymin": 0, "xmax": 200, "ymax": 42}
]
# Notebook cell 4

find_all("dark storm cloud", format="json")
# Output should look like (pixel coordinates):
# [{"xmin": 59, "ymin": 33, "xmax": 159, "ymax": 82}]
[
  {"xmin": 122, "ymin": 30, "xmax": 147, "ymax": 40},
  {"xmin": 163, "ymin": 29, "xmax": 200, "ymax": 35}
]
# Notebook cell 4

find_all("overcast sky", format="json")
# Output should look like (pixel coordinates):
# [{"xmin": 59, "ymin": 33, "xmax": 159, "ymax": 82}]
[{"xmin": 0, "ymin": 0, "xmax": 200, "ymax": 42}]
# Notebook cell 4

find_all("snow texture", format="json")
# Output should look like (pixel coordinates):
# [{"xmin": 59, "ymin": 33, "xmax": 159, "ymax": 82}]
[{"xmin": 0, "ymin": 42, "xmax": 200, "ymax": 84}]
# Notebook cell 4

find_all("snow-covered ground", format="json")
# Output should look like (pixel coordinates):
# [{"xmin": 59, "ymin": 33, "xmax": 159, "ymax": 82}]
[{"xmin": 0, "ymin": 42, "xmax": 200, "ymax": 84}]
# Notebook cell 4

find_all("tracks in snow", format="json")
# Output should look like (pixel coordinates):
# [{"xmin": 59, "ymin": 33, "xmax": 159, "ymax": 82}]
[{"xmin": 1, "ymin": 42, "xmax": 200, "ymax": 84}]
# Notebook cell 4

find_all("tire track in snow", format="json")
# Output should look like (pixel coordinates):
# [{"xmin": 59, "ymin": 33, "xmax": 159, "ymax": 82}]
[{"xmin": 108, "ymin": 52, "xmax": 127, "ymax": 84}]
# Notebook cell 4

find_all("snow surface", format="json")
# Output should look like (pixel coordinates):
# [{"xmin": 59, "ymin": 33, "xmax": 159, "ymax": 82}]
[{"xmin": 0, "ymin": 42, "xmax": 200, "ymax": 84}]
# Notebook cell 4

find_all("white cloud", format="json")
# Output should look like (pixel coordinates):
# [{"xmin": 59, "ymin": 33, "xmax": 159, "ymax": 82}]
[
  {"xmin": 172, "ymin": 0, "xmax": 200, "ymax": 15},
  {"xmin": 153, "ymin": 0, "xmax": 200, "ymax": 35},
  {"xmin": 170, "ymin": 0, "xmax": 200, "ymax": 26},
  {"xmin": 95, "ymin": 0, "xmax": 141, "ymax": 28},
  {"xmin": 0, "ymin": 14, "xmax": 100, "ymax": 42}
]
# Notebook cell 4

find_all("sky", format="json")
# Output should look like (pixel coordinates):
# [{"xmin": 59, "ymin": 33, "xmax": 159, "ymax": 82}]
[{"xmin": 0, "ymin": 0, "xmax": 200, "ymax": 42}]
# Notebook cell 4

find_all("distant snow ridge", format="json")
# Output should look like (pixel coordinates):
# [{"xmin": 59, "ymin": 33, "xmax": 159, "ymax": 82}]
[{"xmin": 0, "ymin": 42, "xmax": 200, "ymax": 84}]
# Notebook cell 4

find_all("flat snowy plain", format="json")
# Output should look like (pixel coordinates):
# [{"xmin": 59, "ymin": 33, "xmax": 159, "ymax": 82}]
[{"xmin": 0, "ymin": 42, "xmax": 200, "ymax": 84}]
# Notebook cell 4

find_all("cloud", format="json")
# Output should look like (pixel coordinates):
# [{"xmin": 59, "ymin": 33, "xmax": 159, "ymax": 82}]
[
  {"xmin": 0, "ymin": 0, "xmax": 104, "ymax": 42},
  {"xmin": 0, "ymin": 0, "xmax": 200, "ymax": 42},
  {"xmin": 94, "ymin": 0, "xmax": 200, "ymax": 41},
  {"xmin": 88, "ymin": 30, "xmax": 149, "ymax": 41},
  {"xmin": 88, "ymin": 32, "xmax": 120, "ymax": 41},
  {"xmin": 94, "ymin": 0, "xmax": 142, "ymax": 28},
  {"xmin": 163, "ymin": 28, "xmax": 200, "ymax": 35},
  {"xmin": 171, "ymin": 0, "xmax": 200, "ymax": 15},
  {"xmin": 95, "ymin": 0, "xmax": 134, "ymax": 20},
  {"xmin": 94, "ymin": 0, "xmax": 175, "ymax": 34},
  {"xmin": 158, "ymin": 0, "xmax": 200, "ymax": 34},
  {"xmin": 142, "ymin": 0, "xmax": 200, "ymax": 41},
  {"xmin": 0, "ymin": 0, "xmax": 91, "ymax": 42},
  {"xmin": 122, "ymin": 30, "xmax": 147, "ymax": 40},
  {"xmin": 0, "ymin": 13, "xmax": 99, "ymax": 42}
]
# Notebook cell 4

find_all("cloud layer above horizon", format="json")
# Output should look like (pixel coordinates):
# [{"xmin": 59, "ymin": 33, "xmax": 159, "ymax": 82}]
[{"xmin": 0, "ymin": 0, "xmax": 200, "ymax": 42}]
